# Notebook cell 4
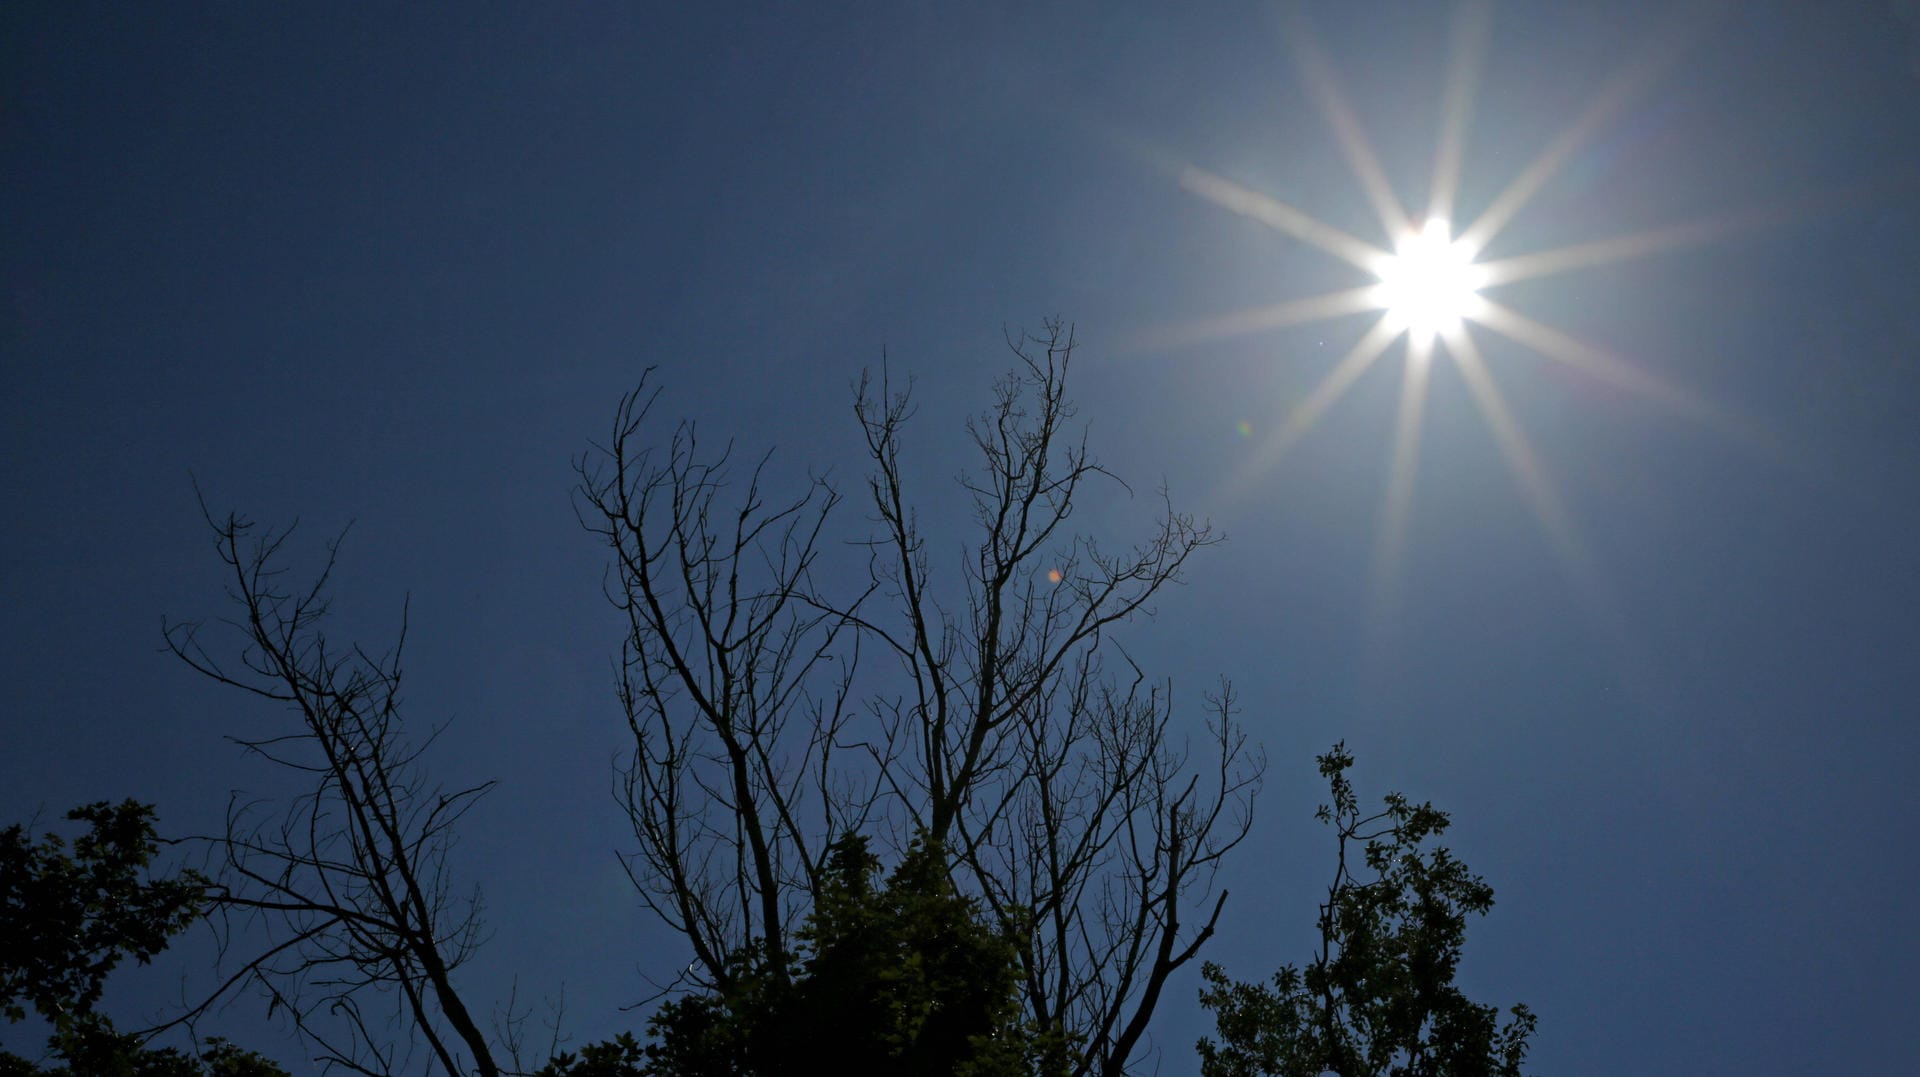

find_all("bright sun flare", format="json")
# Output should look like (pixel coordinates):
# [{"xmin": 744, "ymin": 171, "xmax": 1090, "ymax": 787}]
[
  {"xmin": 1151, "ymin": 3, "xmax": 1761, "ymax": 626},
  {"xmin": 1375, "ymin": 218, "xmax": 1483, "ymax": 340}
]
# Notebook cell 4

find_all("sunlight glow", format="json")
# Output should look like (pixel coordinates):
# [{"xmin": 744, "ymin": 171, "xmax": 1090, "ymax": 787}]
[
  {"xmin": 1374, "ymin": 218, "xmax": 1484, "ymax": 341},
  {"xmin": 1150, "ymin": 6, "xmax": 1775, "ymax": 636}
]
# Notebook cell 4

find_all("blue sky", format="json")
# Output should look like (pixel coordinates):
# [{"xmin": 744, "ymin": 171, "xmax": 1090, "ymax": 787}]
[{"xmin": 5, "ymin": 2, "xmax": 1918, "ymax": 1072}]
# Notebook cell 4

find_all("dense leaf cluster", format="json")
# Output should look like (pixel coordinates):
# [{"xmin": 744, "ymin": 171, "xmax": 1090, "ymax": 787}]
[
  {"xmin": 1, "ymin": 802, "xmax": 204, "ymax": 1027},
  {"xmin": 545, "ymin": 834, "xmax": 1064, "ymax": 1076},
  {"xmin": 1196, "ymin": 746, "xmax": 1535, "ymax": 1077},
  {"xmin": 0, "ymin": 803, "xmax": 287, "ymax": 1076}
]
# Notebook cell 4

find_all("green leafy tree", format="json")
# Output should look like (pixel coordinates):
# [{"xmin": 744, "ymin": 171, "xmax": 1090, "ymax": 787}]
[
  {"xmin": 1196, "ymin": 746, "xmax": 1536, "ymax": 1077},
  {"xmin": 543, "ymin": 834, "xmax": 1060, "ymax": 1077},
  {"xmin": 0, "ymin": 803, "xmax": 287, "ymax": 1076}
]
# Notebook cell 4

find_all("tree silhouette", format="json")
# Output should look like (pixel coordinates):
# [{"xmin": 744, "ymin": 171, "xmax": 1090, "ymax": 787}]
[
  {"xmin": 575, "ymin": 323, "xmax": 1263, "ymax": 1075},
  {"xmin": 146, "ymin": 327, "xmax": 1255, "ymax": 1074},
  {"xmin": 542, "ymin": 833, "xmax": 1043, "ymax": 1077},
  {"xmin": 1196, "ymin": 745, "xmax": 1536, "ymax": 1077},
  {"xmin": 1, "ymin": 803, "xmax": 287, "ymax": 1076},
  {"xmin": 2, "ymin": 802, "xmax": 204, "ymax": 1030},
  {"xmin": 128, "ymin": 328, "xmax": 1541, "ymax": 1077},
  {"xmin": 164, "ymin": 508, "xmax": 501, "ymax": 1076}
]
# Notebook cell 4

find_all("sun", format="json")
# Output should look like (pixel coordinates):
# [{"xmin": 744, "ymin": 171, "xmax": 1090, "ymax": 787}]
[
  {"xmin": 1375, "ymin": 218, "xmax": 1484, "ymax": 341},
  {"xmin": 1146, "ymin": 3, "xmax": 1761, "ymax": 626}
]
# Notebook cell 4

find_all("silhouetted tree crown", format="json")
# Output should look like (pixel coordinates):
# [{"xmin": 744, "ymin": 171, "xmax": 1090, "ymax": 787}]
[
  {"xmin": 70, "ymin": 322, "xmax": 1539, "ymax": 1076},
  {"xmin": 2, "ymin": 801, "xmax": 204, "ymax": 1029},
  {"xmin": 1196, "ymin": 745, "xmax": 1536, "ymax": 1077},
  {"xmin": 545, "ymin": 833, "xmax": 1052, "ymax": 1076},
  {"xmin": 0, "ymin": 803, "xmax": 287, "ymax": 1076},
  {"xmin": 573, "ymin": 323, "xmax": 1262, "ymax": 1076}
]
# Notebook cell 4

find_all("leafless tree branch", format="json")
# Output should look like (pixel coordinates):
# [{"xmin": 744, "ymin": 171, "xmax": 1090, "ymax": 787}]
[
  {"xmin": 163, "ymin": 499, "xmax": 503, "ymax": 1076},
  {"xmin": 583, "ymin": 326, "xmax": 1265, "ymax": 1075}
]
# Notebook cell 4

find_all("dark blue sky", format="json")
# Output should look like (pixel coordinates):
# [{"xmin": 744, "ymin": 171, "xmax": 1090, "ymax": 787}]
[{"xmin": 5, "ymin": 2, "xmax": 1918, "ymax": 1072}]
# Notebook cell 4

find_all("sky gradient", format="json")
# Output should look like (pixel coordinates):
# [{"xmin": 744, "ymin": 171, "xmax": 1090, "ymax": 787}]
[{"xmin": 5, "ymin": 2, "xmax": 1919, "ymax": 1072}]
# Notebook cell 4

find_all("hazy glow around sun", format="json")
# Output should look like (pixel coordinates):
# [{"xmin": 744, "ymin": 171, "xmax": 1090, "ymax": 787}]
[
  {"xmin": 1152, "ymin": 2, "xmax": 1763, "ymax": 631},
  {"xmin": 1376, "ymin": 218, "xmax": 1484, "ymax": 340}
]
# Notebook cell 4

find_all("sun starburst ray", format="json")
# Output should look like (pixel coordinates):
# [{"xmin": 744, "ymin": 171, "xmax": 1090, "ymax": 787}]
[
  {"xmin": 1370, "ymin": 334, "xmax": 1436, "ymax": 621},
  {"xmin": 1288, "ymin": 14, "xmax": 1411, "ymax": 239},
  {"xmin": 1446, "ymin": 327, "xmax": 1596, "ymax": 588},
  {"xmin": 1474, "ymin": 212, "xmax": 1754, "ymax": 289},
  {"xmin": 1221, "ymin": 314, "xmax": 1401, "ymax": 502},
  {"xmin": 1427, "ymin": 0, "xmax": 1491, "ymax": 225},
  {"xmin": 1471, "ymin": 297, "xmax": 1759, "ymax": 449},
  {"xmin": 1127, "ymin": 286, "xmax": 1384, "ymax": 353},
  {"xmin": 1456, "ymin": 6, "xmax": 1711, "ymax": 258},
  {"xmin": 1180, "ymin": 166, "xmax": 1389, "ymax": 273}
]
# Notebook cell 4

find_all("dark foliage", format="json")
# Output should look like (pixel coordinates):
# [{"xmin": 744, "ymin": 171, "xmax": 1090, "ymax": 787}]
[
  {"xmin": 1, "ymin": 802, "xmax": 204, "ymax": 1028},
  {"xmin": 0, "ymin": 1026, "xmax": 290, "ymax": 1077},
  {"xmin": 1196, "ymin": 745, "xmax": 1536, "ymax": 1077},
  {"xmin": 543, "ymin": 834, "xmax": 1053, "ymax": 1077},
  {"xmin": 0, "ymin": 804, "xmax": 286, "ymax": 1076}
]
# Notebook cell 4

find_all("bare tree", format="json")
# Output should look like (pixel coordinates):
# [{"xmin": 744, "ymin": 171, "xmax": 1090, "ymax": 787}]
[
  {"xmin": 577, "ymin": 322, "xmax": 1265, "ymax": 1075},
  {"xmin": 576, "ymin": 380, "xmax": 873, "ymax": 993},
  {"xmin": 164, "ymin": 505, "xmax": 501, "ymax": 1077}
]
